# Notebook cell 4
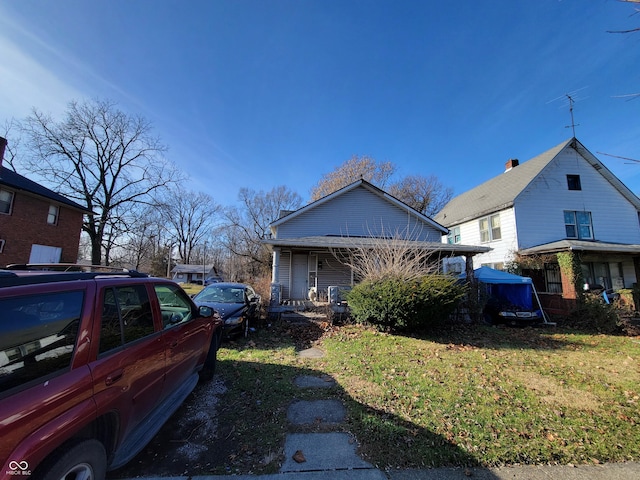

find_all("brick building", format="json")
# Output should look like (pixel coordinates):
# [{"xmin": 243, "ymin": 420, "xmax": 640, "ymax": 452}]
[{"xmin": 0, "ymin": 137, "xmax": 93, "ymax": 266}]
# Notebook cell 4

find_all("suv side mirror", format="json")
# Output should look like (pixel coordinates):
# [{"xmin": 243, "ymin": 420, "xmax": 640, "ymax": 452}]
[{"xmin": 198, "ymin": 305, "xmax": 214, "ymax": 318}]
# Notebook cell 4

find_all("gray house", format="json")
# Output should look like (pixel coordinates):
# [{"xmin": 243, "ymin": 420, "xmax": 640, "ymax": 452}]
[
  {"xmin": 171, "ymin": 264, "xmax": 223, "ymax": 285},
  {"xmin": 264, "ymin": 179, "xmax": 489, "ymax": 303}
]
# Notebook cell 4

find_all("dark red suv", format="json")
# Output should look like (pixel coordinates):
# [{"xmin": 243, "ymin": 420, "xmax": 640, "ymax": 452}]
[{"xmin": 0, "ymin": 269, "xmax": 222, "ymax": 480}]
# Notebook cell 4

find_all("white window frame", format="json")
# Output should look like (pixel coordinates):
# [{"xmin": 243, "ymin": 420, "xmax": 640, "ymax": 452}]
[
  {"xmin": 0, "ymin": 189, "xmax": 14, "ymax": 215},
  {"xmin": 47, "ymin": 204, "xmax": 60, "ymax": 225},
  {"xmin": 479, "ymin": 214, "xmax": 501, "ymax": 243},
  {"xmin": 447, "ymin": 226, "xmax": 461, "ymax": 244},
  {"xmin": 564, "ymin": 210, "xmax": 593, "ymax": 240}
]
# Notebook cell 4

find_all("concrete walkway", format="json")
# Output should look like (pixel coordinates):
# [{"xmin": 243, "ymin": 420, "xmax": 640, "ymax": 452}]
[
  {"xmin": 280, "ymin": 372, "xmax": 372, "ymax": 474},
  {"xmin": 114, "ymin": 310, "xmax": 640, "ymax": 480}
]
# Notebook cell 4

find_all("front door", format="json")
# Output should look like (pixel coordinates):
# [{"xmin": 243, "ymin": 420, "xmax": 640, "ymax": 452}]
[{"xmin": 291, "ymin": 254, "xmax": 309, "ymax": 299}]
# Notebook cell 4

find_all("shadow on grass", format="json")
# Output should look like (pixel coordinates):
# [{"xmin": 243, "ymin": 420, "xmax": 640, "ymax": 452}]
[
  {"xmin": 407, "ymin": 322, "xmax": 588, "ymax": 351},
  {"xmin": 108, "ymin": 354, "xmax": 498, "ymax": 478}
]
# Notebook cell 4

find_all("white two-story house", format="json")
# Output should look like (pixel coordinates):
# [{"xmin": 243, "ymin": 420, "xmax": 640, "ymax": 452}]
[{"xmin": 434, "ymin": 137, "xmax": 640, "ymax": 313}]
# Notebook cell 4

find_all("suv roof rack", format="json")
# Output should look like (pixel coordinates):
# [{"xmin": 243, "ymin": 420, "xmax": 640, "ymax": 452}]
[
  {"xmin": 5, "ymin": 263, "xmax": 144, "ymax": 273},
  {"xmin": 0, "ymin": 266, "xmax": 149, "ymax": 288}
]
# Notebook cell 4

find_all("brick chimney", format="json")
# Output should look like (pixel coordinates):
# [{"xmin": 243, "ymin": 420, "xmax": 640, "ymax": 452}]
[
  {"xmin": 0, "ymin": 137, "xmax": 7, "ymax": 168},
  {"xmin": 505, "ymin": 158, "xmax": 519, "ymax": 172}
]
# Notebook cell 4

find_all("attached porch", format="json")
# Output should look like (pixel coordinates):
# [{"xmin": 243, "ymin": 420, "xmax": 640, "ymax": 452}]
[
  {"xmin": 264, "ymin": 236, "xmax": 490, "ymax": 307},
  {"xmin": 518, "ymin": 240, "xmax": 640, "ymax": 315}
]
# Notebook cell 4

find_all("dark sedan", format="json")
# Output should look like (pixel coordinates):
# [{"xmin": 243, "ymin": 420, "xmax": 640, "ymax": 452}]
[{"xmin": 193, "ymin": 282, "xmax": 261, "ymax": 338}]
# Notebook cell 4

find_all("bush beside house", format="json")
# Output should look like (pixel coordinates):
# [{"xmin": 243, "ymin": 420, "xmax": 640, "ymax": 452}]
[{"xmin": 347, "ymin": 274, "xmax": 466, "ymax": 332}]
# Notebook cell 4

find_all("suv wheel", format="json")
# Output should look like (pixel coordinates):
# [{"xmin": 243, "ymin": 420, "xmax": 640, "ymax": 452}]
[
  {"xmin": 34, "ymin": 439, "xmax": 107, "ymax": 480},
  {"xmin": 200, "ymin": 329, "xmax": 222, "ymax": 381}
]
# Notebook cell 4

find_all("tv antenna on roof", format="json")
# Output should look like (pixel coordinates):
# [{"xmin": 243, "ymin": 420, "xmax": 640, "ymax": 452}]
[
  {"xmin": 565, "ymin": 94, "xmax": 579, "ymax": 137},
  {"xmin": 547, "ymin": 87, "xmax": 587, "ymax": 137}
]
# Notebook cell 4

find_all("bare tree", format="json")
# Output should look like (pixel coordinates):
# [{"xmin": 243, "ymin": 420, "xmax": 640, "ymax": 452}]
[
  {"xmin": 310, "ymin": 156, "xmax": 453, "ymax": 217},
  {"xmin": 1, "ymin": 119, "xmax": 21, "ymax": 171},
  {"xmin": 221, "ymin": 186, "xmax": 302, "ymax": 278},
  {"xmin": 388, "ymin": 174, "xmax": 454, "ymax": 216},
  {"xmin": 310, "ymin": 155, "xmax": 396, "ymax": 201},
  {"xmin": 333, "ymin": 231, "xmax": 448, "ymax": 283},
  {"xmin": 109, "ymin": 205, "xmax": 165, "ymax": 271},
  {"xmin": 608, "ymin": 0, "xmax": 640, "ymax": 34},
  {"xmin": 158, "ymin": 188, "xmax": 220, "ymax": 264},
  {"xmin": 20, "ymin": 98, "xmax": 181, "ymax": 265}
]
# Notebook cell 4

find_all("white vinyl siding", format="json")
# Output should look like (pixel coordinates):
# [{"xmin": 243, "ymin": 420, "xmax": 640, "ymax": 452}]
[
  {"xmin": 515, "ymin": 148, "xmax": 640, "ymax": 248},
  {"xmin": 456, "ymin": 208, "xmax": 518, "ymax": 269}
]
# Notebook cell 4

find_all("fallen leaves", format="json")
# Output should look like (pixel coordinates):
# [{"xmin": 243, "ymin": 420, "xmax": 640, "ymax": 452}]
[{"xmin": 292, "ymin": 450, "xmax": 306, "ymax": 463}]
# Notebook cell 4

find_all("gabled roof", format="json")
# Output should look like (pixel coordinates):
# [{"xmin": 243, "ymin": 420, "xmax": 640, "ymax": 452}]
[
  {"xmin": 434, "ymin": 138, "xmax": 640, "ymax": 227},
  {"xmin": 270, "ymin": 179, "xmax": 448, "ymax": 234},
  {"xmin": 0, "ymin": 166, "xmax": 93, "ymax": 214},
  {"xmin": 172, "ymin": 264, "xmax": 219, "ymax": 274}
]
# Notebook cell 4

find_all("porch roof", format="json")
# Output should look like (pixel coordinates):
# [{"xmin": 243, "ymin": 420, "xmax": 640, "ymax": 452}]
[
  {"xmin": 263, "ymin": 235, "xmax": 490, "ymax": 256},
  {"xmin": 519, "ymin": 239, "xmax": 640, "ymax": 256}
]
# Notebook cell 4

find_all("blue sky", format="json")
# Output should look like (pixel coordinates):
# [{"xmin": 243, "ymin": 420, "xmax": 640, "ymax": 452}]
[{"xmin": 1, "ymin": 0, "xmax": 639, "ymax": 207}]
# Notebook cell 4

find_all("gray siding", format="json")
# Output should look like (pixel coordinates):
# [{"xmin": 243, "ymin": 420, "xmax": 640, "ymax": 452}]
[
  {"xmin": 277, "ymin": 251, "xmax": 291, "ymax": 299},
  {"xmin": 316, "ymin": 252, "xmax": 352, "ymax": 301},
  {"xmin": 277, "ymin": 186, "xmax": 442, "ymax": 241}
]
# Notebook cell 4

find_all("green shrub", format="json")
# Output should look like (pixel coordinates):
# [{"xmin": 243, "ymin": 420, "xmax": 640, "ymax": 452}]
[
  {"xmin": 346, "ymin": 275, "xmax": 465, "ymax": 332},
  {"xmin": 565, "ymin": 293, "xmax": 620, "ymax": 333}
]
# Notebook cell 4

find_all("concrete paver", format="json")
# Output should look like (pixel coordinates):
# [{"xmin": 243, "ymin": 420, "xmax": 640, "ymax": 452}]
[
  {"xmin": 293, "ymin": 375, "xmax": 336, "ymax": 388},
  {"xmin": 280, "ymin": 432, "xmax": 375, "ymax": 473},
  {"xmin": 287, "ymin": 399, "xmax": 346, "ymax": 425}
]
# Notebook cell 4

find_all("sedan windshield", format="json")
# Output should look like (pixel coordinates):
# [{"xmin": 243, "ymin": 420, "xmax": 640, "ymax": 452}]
[{"xmin": 196, "ymin": 286, "xmax": 245, "ymax": 304}]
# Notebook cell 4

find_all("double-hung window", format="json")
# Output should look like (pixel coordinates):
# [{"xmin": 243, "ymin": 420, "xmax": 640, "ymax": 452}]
[
  {"xmin": 47, "ymin": 205, "xmax": 59, "ymax": 225},
  {"xmin": 0, "ymin": 189, "xmax": 14, "ymax": 214},
  {"xmin": 447, "ymin": 226, "xmax": 461, "ymax": 244},
  {"xmin": 479, "ymin": 214, "xmax": 501, "ymax": 243},
  {"xmin": 564, "ymin": 210, "xmax": 593, "ymax": 239}
]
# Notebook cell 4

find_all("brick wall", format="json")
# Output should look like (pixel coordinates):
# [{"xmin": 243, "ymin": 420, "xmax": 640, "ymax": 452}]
[{"xmin": 0, "ymin": 191, "xmax": 84, "ymax": 265}]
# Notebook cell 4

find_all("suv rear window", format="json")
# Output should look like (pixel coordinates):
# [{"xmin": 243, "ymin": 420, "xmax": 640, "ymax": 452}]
[{"xmin": 0, "ymin": 290, "xmax": 84, "ymax": 395}]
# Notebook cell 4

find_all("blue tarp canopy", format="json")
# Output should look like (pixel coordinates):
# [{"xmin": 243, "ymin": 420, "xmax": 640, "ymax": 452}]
[{"xmin": 459, "ymin": 266, "xmax": 534, "ymax": 310}]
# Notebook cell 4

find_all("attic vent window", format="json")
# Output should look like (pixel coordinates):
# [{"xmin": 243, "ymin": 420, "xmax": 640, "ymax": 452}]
[{"xmin": 567, "ymin": 174, "xmax": 582, "ymax": 191}]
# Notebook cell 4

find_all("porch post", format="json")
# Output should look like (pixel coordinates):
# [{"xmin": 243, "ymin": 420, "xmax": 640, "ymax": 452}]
[
  {"xmin": 466, "ymin": 255, "xmax": 481, "ymax": 323},
  {"xmin": 272, "ymin": 248, "xmax": 280, "ymax": 283}
]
